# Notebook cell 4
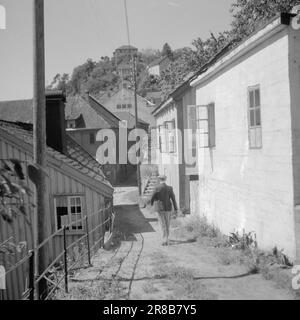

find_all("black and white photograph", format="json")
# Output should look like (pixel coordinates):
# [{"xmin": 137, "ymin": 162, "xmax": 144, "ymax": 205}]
[{"xmin": 1, "ymin": 0, "xmax": 300, "ymax": 307}]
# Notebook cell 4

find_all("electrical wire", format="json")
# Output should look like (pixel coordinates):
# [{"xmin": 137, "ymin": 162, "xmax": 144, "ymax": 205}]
[
  {"xmin": 123, "ymin": 0, "xmax": 131, "ymax": 47},
  {"xmin": 86, "ymin": 0, "xmax": 109, "ymax": 58}
]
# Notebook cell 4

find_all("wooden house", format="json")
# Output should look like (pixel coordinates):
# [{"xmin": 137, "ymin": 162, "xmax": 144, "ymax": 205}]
[{"xmin": 0, "ymin": 91, "xmax": 114, "ymax": 299}]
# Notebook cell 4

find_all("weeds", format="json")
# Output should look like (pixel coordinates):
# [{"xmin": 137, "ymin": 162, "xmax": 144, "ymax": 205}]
[
  {"xmin": 155, "ymin": 265, "xmax": 217, "ymax": 300},
  {"xmin": 227, "ymin": 231, "xmax": 257, "ymax": 250},
  {"xmin": 142, "ymin": 281, "xmax": 159, "ymax": 294},
  {"xmin": 52, "ymin": 279, "xmax": 127, "ymax": 300},
  {"xmin": 177, "ymin": 215, "xmax": 299, "ymax": 298}
]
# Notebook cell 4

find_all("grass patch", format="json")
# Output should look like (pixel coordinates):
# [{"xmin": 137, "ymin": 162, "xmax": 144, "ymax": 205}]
[
  {"xmin": 154, "ymin": 265, "xmax": 217, "ymax": 300},
  {"xmin": 175, "ymin": 216, "xmax": 228, "ymax": 248},
  {"xmin": 175, "ymin": 215, "xmax": 299, "ymax": 299},
  {"xmin": 142, "ymin": 281, "xmax": 159, "ymax": 294},
  {"xmin": 52, "ymin": 279, "xmax": 127, "ymax": 300}
]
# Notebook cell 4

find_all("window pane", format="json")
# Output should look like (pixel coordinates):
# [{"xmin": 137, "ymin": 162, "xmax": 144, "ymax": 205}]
[
  {"xmin": 255, "ymin": 89, "xmax": 260, "ymax": 107},
  {"xmin": 197, "ymin": 106, "xmax": 208, "ymax": 120},
  {"xmin": 122, "ymin": 104, "xmax": 126, "ymax": 109},
  {"xmin": 255, "ymin": 127, "xmax": 262, "ymax": 148},
  {"xmin": 199, "ymin": 132, "xmax": 209, "ymax": 148},
  {"xmin": 255, "ymin": 108, "xmax": 261, "ymax": 126},
  {"xmin": 250, "ymin": 109, "xmax": 255, "ymax": 127},
  {"xmin": 249, "ymin": 128, "xmax": 256, "ymax": 148},
  {"xmin": 249, "ymin": 90, "xmax": 254, "ymax": 109},
  {"xmin": 198, "ymin": 119, "xmax": 209, "ymax": 133}
]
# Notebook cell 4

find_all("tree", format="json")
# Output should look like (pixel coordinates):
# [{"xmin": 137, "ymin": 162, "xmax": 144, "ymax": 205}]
[
  {"xmin": 162, "ymin": 43, "xmax": 173, "ymax": 60},
  {"xmin": 140, "ymin": 48, "xmax": 161, "ymax": 65},
  {"xmin": 158, "ymin": 0, "xmax": 299, "ymax": 98},
  {"xmin": 69, "ymin": 59, "xmax": 97, "ymax": 94},
  {"xmin": 47, "ymin": 73, "xmax": 71, "ymax": 93},
  {"xmin": 0, "ymin": 159, "xmax": 32, "ymax": 256},
  {"xmin": 229, "ymin": 0, "xmax": 299, "ymax": 40}
]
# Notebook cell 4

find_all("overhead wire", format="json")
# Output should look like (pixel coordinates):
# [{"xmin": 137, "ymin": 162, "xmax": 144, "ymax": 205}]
[{"xmin": 86, "ymin": 0, "xmax": 109, "ymax": 58}]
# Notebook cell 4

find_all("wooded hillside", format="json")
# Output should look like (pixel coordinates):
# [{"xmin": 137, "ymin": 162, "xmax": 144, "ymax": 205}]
[{"xmin": 48, "ymin": 0, "xmax": 299, "ymax": 100}]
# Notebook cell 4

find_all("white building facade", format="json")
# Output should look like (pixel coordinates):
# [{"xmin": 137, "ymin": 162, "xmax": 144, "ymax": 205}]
[
  {"xmin": 190, "ymin": 15, "xmax": 300, "ymax": 261},
  {"xmin": 154, "ymin": 13, "xmax": 300, "ymax": 261}
]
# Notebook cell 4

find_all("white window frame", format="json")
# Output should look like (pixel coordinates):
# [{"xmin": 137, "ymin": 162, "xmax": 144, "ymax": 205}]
[
  {"xmin": 158, "ymin": 125, "xmax": 166, "ymax": 153},
  {"xmin": 187, "ymin": 105, "xmax": 197, "ymax": 154},
  {"xmin": 196, "ymin": 103, "xmax": 215, "ymax": 148},
  {"xmin": 54, "ymin": 195, "xmax": 84, "ymax": 232},
  {"xmin": 165, "ymin": 120, "xmax": 177, "ymax": 154},
  {"xmin": 248, "ymin": 85, "xmax": 262, "ymax": 149}
]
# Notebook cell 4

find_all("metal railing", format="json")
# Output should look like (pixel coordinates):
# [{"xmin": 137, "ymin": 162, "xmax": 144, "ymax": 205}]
[{"xmin": 1, "ymin": 206, "xmax": 114, "ymax": 300}]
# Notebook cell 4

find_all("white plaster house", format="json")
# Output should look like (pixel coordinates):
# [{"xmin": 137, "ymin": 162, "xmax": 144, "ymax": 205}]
[{"xmin": 154, "ymin": 12, "xmax": 300, "ymax": 261}]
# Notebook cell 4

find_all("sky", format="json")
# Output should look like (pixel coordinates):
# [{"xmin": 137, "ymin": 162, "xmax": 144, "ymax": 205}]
[{"xmin": 0, "ymin": 0, "xmax": 234, "ymax": 101}]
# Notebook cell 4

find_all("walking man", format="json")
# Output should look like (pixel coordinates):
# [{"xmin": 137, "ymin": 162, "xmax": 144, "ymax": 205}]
[{"xmin": 150, "ymin": 175, "xmax": 178, "ymax": 246}]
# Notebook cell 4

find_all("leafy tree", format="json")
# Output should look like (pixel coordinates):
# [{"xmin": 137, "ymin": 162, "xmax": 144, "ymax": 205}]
[
  {"xmin": 0, "ymin": 159, "xmax": 32, "ymax": 256},
  {"xmin": 158, "ymin": 0, "xmax": 299, "ymax": 97},
  {"xmin": 229, "ymin": 0, "xmax": 299, "ymax": 39},
  {"xmin": 50, "ymin": 1, "xmax": 299, "ymax": 100},
  {"xmin": 162, "ymin": 43, "xmax": 174, "ymax": 60},
  {"xmin": 140, "ymin": 48, "xmax": 161, "ymax": 65},
  {"xmin": 47, "ymin": 73, "xmax": 71, "ymax": 93},
  {"xmin": 69, "ymin": 59, "xmax": 97, "ymax": 94}
]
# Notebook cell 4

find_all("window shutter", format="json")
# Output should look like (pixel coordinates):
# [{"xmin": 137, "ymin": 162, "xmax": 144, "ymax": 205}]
[
  {"xmin": 159, "ymin": 125, "xmax": 167, "ymax": 153},
  {"xmin": 187, "ymin": 105, "xmax": 197, "ymax": 150},
  {"xmin": 196, "ymin": 105, "xmax": 209, "ymax": 148},
  {"xmin": 165, "ymin": 120, "xmax": 176, "ymax": 153},
  {"xmin": 208, "ymin": 103, "xmax": 216, "ymax": 147}
]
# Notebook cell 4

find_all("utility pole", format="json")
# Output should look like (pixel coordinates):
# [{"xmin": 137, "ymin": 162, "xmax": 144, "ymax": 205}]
[
  {"xmin": 133, "ymin": 54, "xmax": 142, "ymax": 195},
  {"xmin": 33, "ymin": 0, "xmax": 47, "ymax": 299}
]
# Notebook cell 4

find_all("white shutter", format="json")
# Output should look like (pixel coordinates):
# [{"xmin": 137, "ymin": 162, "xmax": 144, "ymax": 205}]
[
  {"xmin": 208, "ymin": 103, "xmax": 216, "ymax": 147},
  {"xmin": 196, "ymin": 105, "xmax": 209, "ymax": 148},
  {"xmin": 187, "ymin": 105, "xmax": 197, "ymax": 150}
]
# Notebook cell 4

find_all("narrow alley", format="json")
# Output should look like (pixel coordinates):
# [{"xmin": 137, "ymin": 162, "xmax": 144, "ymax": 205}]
[{"xmin": 63, "ymin": 187, "xmax": 294, "ymax": 300}]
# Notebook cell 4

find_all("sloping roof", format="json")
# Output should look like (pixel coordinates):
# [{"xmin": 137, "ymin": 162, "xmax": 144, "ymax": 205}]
[
  {"xmin": 152, "ymin": 12, "xmax": 295, "ymax": 117},
  {"xmin": 0, "ymin": 91, "xmax": 67, "ymax": 123},
  {"xmin": 0, "ymin": 99, "xmax": 33, "ymax": 123},
  {"xmin": 114, "ymin": 111, "xmax": 148, "ymax": 128},
  {"xmin": 152, "ymin": 40, "xmax": 239, "ymax": 116},
  {"xmin": 86, "ymin": 94, "xmax": 121, "ymax": 128},
  {"xmin": 0, "ymin": 120, "xmax": 113, "ymax": 191},
  {"xmin": 100, "ymin": 87, "xmax": 155, "ymax": 107},
  {"xmin": 0, "ymin": 94, "xmax": 121, "ymax": 130},
  {"xmin": 65, "ymin": 95, "xmax": 118, "ymax": 128}
]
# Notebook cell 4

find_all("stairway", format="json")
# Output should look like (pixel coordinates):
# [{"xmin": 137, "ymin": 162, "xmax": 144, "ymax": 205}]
[{"xmin": 142, "ymin": 172, "xmax": 159, "ymax": 201}]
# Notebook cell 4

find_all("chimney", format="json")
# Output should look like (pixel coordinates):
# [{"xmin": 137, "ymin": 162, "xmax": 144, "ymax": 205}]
[{"xmin": 45, "ymin": 90, "xmax": 67, "ymax": 154}]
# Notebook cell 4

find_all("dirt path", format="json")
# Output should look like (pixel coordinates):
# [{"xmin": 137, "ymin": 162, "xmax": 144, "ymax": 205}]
[{"xmin": 69, "ymin": 187, "xmax": 294, "ymax": 300}]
